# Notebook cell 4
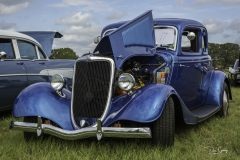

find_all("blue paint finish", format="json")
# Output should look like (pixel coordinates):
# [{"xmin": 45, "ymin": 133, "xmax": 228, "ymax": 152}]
[
  {"xmin": 204, "ymin": 71, "xmax": 227, "ymax": 106},
  {"xmin": 0, "ymin": 60, "xmax": 27, "ymax": 109},
  {"xmin": 102, "ymin": 84, "xmax": 175, "ymax": 126},
  {"xmin": 122, "ymin": 17, "xmax": 154, "ymax": 47},
  {"xmin": 12, "ymin": 82, "xmax": 74, "ymax": 130},
  {"xmin": 196, "ymin": 70, "xmax": 213, "ymax": 104}
]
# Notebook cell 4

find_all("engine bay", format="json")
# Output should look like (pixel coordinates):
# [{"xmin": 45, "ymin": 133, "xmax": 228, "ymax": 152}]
[{"xmin": 114, "ymin": 55, "xmax": 168, "ymax": 96}]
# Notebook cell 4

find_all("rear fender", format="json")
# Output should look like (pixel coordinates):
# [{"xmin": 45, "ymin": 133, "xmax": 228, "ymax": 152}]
[
  {"xmin": 12, "ymin": 82, "xmax": 74, "ymax": 130},
  {"xmin": 205, "ymin": 71, "xmax": 232, "ymax": 106},
  {"xmin": 103, "ymin": 84, "xmax": 176, "ymax": 126}
]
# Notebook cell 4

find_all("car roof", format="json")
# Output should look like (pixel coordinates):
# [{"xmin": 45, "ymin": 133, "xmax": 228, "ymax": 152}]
[
  {"xmin": 101, "ymin": 18, "xmax": 205, "ymax": 36},
  {"xmin": 0, "ymin": 29, "xmax": 41, "ymax": 47}
]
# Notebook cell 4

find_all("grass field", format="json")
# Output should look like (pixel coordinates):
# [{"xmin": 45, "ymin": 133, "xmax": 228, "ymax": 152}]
[{"xmin": 0, "ymin": 87, "xmax": 239, "ymax": 160}]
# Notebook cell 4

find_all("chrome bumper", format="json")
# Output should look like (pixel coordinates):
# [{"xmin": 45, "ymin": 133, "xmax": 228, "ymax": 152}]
[{"xmin": 10, "ymin": 116, "xmax": 151, "ymax": 140}]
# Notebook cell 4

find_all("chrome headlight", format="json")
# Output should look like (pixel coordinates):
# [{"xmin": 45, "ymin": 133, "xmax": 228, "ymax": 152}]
[
  {"xmin": 51, "ymin": 74, "xmax": 65, "ymax": 91},
  {"xmin": 236, "ymin": 74, "xmax": 240, "ymax": 79},
  {"xmin": 118, "ymin": 73, "xmax": 135, "ymax": 91}
]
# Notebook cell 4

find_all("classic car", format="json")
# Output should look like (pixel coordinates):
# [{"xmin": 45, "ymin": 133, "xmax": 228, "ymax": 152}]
[
  {"xmin": 0, "ymin": 30, "xmax": 74, "ymax": 111},
  {"xmin": 228, "ymin": 58, "xmax": 240, "ymax": 86},
  {"xmin": 10, "ymin": 11, "xmax": 232, "ymax": 147}
]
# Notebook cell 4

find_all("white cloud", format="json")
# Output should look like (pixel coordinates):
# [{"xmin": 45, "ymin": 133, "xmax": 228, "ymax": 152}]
[
  {"xmin": 54, "ymin": 12, "xmax": 102, "ymax": 56},
  {"xmin": 193, "ymin": 0, "xmax": 240, "ymax": 5},
  {"xmin": 0, "ymin": 20, "xmax": 16, "ymax": 30},
  {"xmin": 49, "ymin": 0, "xmax": 108, "ymax": 9},
  {"xmin": 223, "ymin": 34, "xmax": 232, "ymax": 38},
  {"xmin": 62, "ymin": 0, "xmax": 94, "ymax": 6},
  {"xmin": 228, "ymin": 19, "xmax": 240, "ymax": 33},
  {"xmin": 235, "ymin": 37, "xmax": 240, "ymax": 45},
  {"xmin": 174, "ymin": 0, "xmax": 184, "ymax": 6},
  {"xmin": 106, "ymin": 12, "xmax": 127, "ymax": 20},
  {"xmin": 56, "ymin": 12, "xmax": 93, "ymax": 26},
  {"xmin": 202, "ymin": 18, "xmax": 227, "ymax": 34},
  {"xmin": 0, "ymin": 2, "xmax": 30, "ymax": 15}
]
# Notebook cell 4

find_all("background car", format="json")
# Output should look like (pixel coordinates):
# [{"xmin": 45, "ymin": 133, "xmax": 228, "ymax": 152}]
[
  {"xmin": 228, "ymin": 58, "xmax": 240, "ymax": 86},
  {"xmin": 0, "ymin": 30, "xmax": 75, "ymax": 111},
  {"xmin": 10, "ymin": 11, "xmax": 232, "ymax": 147}
]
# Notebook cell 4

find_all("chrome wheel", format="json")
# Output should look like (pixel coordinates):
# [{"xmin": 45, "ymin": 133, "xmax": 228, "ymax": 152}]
[
  {"xmin": 218, "ymin": 82, "xmax": 229, "ymax": 117},
  {"xmin": 222, "ymin": 90, "xmax": 229, "ymax": 116}
]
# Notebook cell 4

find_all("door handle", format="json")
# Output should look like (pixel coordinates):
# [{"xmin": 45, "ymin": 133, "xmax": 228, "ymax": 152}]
[
  {"xmin": 179, "ymin": 64, "xmax": 186, "ymax": 68},
  {"xmin": 39, "ymin": 62, "xmax": 45, "ymax": 65},
  {"xmin": 17, "ymin": 62, "xmax": 24, "ymax": 65}
]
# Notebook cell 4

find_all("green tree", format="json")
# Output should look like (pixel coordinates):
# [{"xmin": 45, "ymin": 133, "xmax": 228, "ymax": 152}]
[
  {"xmin": 208, "ymin": 43, "xmax": 240, "ymax": 68},
  {"xmin": 50, "ymin": 48, "xmax": 79, "ymax": 60}
]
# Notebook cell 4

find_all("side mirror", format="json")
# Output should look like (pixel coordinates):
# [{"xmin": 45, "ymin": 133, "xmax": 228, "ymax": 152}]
[
  {"xmin": 0, "ymin": 51, "xmax": 6, "ymax": 60},
  {"xmin": 94, "ymin": 36, "xmax": 101, "ymax": 44},
  {"xmin": 187, "ymin": 32, "xmax": 196, "ymax": 40}
]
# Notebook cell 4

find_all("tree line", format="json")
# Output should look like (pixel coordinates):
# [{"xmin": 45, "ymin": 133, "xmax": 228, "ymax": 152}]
[
  {"xmin": 209, "ymin": 43, "xmax": 240, "ymax": 69},
  {"xmin": 50, "ymin": 48, "xmax": 79, "ymax": 60}
]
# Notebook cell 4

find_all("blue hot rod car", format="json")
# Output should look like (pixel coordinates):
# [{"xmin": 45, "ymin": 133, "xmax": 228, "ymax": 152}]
[{"xmin": 10, "ymin": 11, "xmax": 231, "ymax": 146}]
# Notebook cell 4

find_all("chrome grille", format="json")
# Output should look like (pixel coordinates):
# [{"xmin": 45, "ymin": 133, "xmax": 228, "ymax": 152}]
[{"xmin": 72, "ymin": 58, "xmax": 113, "ymax": 128}]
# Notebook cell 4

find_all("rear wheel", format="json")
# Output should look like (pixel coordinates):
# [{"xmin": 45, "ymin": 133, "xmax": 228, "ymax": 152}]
[
  {"xmin": 23, "ymin": 116, "xmax": 39, "ymax": 141},
  {"xmin": 218, "ymin": 82, "xmax": 229, "ymax": 117},
  {"xmin": 152, "ymin": 97, "xmax": 175, "ymax": 147}
]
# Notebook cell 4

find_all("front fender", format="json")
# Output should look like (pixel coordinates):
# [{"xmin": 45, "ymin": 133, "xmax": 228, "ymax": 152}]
[
  {"xmin": 102, "ymin": 84, "xmax": 176, "ymax": 126},
  {"xmin": 12, "ymin": 82, "xmax": 74, "ymax": 130},
  {"xmin": 205, "ymin": 71, "xmax": 232, "ymax": 106}
]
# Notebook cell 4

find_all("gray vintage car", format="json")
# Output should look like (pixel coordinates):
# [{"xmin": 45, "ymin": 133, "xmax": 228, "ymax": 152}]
[
  {"xmin": 228, "ymin": 59, "xmax": 240, "ymax": 86},
  {"xmin": 0, "ymin": 30, "xmax": 75, "ymax": 111}
]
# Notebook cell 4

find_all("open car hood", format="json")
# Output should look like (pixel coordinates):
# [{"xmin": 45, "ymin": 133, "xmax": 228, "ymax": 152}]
[{"xmin": 94, "ymin": 10, "xmax": 156, "ymax": 69}]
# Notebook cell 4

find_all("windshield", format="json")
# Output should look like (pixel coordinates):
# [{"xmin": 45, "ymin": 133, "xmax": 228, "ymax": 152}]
[
  {"xmin": 102, "ymin": 25, "xmax": 178, "ymax": 51},
  {"xmin": 155, "ymin": 26, "xmax": 177, "ymax": 51}
]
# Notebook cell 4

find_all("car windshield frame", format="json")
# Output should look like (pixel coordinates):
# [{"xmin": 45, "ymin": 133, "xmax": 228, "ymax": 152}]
[{"xmin": 154, "ymin": 25, "xmax": 178, "ymax": 51}]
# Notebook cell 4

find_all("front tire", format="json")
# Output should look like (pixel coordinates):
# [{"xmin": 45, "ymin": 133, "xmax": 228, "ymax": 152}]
[
  {"xmin": 152, "ymin": 97, "xmax": 175, "ymax": 147},
  {"xmin": 218, "ymin": 82, "xmax": 229, "ymax": 117}
]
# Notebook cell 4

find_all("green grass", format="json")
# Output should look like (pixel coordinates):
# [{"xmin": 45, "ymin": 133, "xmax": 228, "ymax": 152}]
[{"xmin": 0, "ymin": 87, "xmax": 240, "ymax": 160}]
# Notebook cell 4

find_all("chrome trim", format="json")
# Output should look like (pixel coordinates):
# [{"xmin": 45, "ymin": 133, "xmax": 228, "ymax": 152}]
[
  {"xmin": 0, "ymin": 74, "xmax": 48, "ymax": 77},
  {"xmin": 12, "ymin": 39, "xmax": 21, "ymax": 59},
  {"xmin": 10, "ymin": 118, "xmax": 151, "ymax": 140},
  {"xmin": 71, "ymin": 56, "xmax": 115, "ymax": 129},
  {"xmin": 102, "ymin": 28, "xmax": 117, "ymax": 37},
  {"xmin": 56, "ymin": 90, "xmax": 66, "ymax": 98}
]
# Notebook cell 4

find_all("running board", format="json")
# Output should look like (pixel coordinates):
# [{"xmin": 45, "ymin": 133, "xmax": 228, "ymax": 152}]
[{"xmin": 191, "ymin": 105, "xmax": 220, "ymax": 122}]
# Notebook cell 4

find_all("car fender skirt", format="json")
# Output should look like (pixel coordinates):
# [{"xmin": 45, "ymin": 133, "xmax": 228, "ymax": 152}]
[
  {"xmin": 205, "ymin": 71, "xmax": 231, "ymax": 106},
  {"xmin": 103, "ymin": 84, "xmax": 176, "ymax": 126},
  {"xmin": 12, "ymin": 82, "xmax": 74, "ymax": 130}
]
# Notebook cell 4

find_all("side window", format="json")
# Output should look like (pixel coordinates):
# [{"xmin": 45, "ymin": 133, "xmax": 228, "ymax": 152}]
[
  {"xmin": 17, "ymin": 40, "xmax": 37, "ymax": 59},
  {"xmin": 38, "ymin": 47, "xmax": 46, "ymax": 59},
  {"xmin": 0, "ymin": 38, "xmax": 15, "ymax": 59},
  {"xmin": 181, "ymin": 29, "xmax": 199, "ymax": 53}
]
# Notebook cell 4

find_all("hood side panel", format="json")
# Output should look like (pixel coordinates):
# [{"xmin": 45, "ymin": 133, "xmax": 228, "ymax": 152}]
[{"xmin": 122, "ymin": 16, "xmax": 154, "ymax": 48}]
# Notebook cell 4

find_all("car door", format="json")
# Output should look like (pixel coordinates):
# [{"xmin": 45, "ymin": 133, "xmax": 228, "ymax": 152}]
[
  {"xmin": 0, "ymin": 38, "xmax": 27, "ymax": 110},
  {"xmin": 16, "ymin": 39, "xmax": 50, "ymax": 86},
  {"xmin": 174, "ymin": 27, "xmax": 211, "ymax": 110}
]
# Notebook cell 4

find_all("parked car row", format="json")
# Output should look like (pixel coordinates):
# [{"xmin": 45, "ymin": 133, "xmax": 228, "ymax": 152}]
[
  {"xmin": 9, "ymin": 10, "xmax": 232, "ymax": 147},
  {"xmin": 0, "ymin": 30, "xmax": 75, "ymax": 111}
]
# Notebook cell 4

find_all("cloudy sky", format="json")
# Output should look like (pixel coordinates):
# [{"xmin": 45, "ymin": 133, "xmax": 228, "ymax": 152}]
[{"xmin": 0, "ymin": 0, "xmax": 240, "ymax": 56}]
